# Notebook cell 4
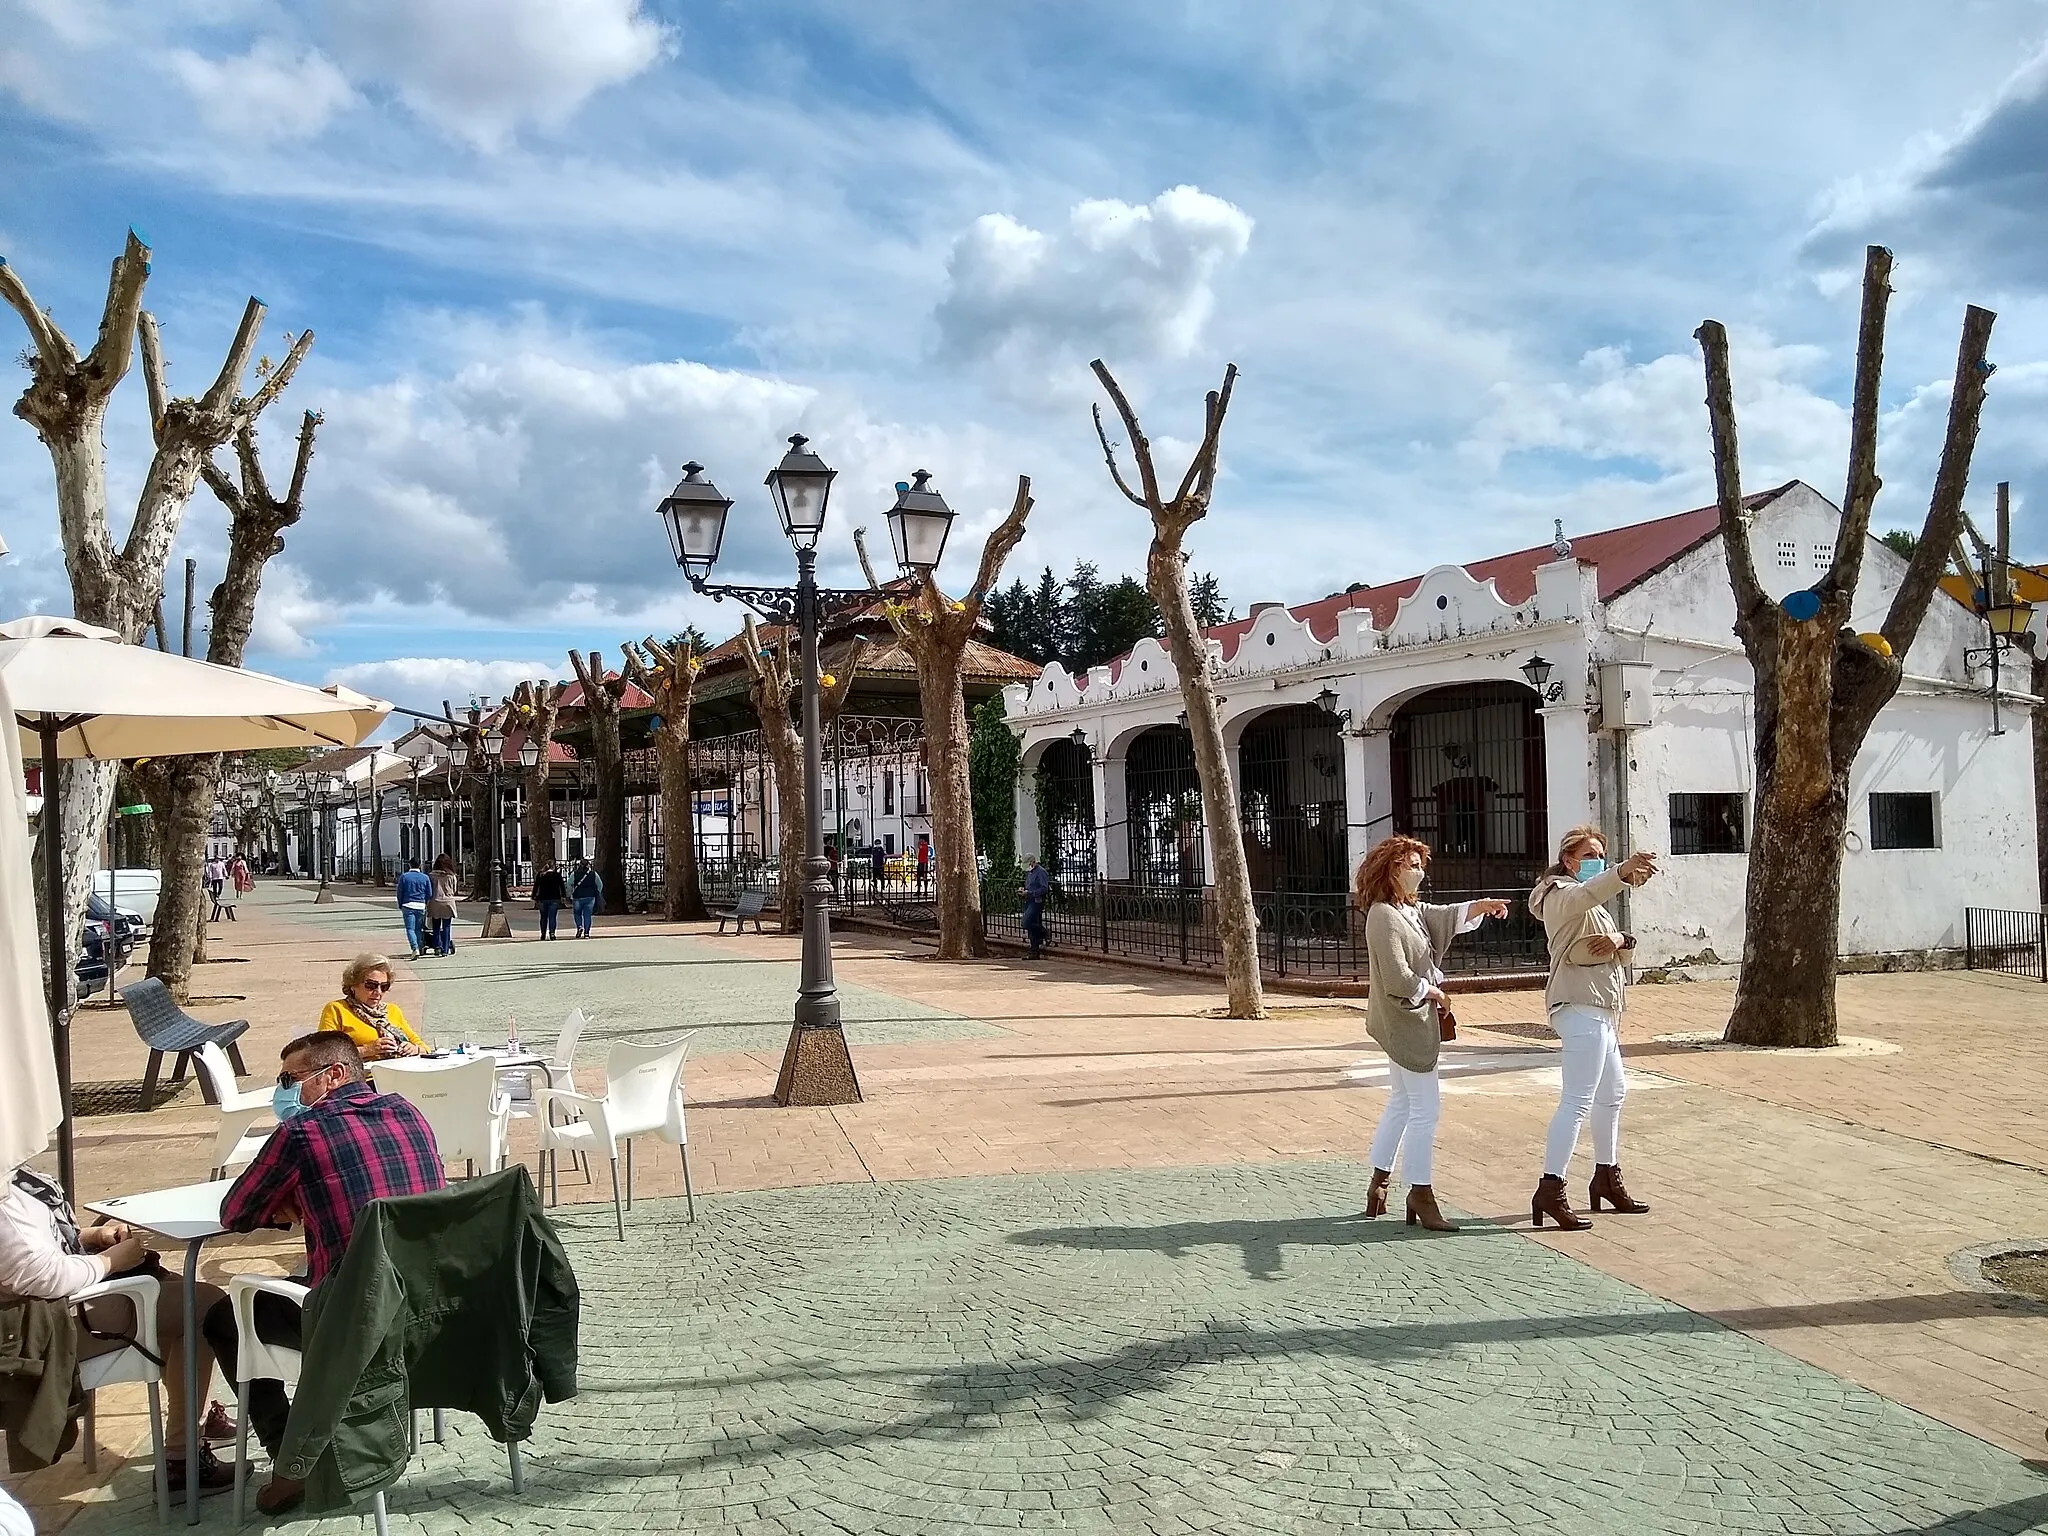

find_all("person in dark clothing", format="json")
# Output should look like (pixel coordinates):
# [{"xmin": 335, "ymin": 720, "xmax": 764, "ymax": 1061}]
[
  {"xmin": 1021, "ymin": 856, "xmax": 1051, "ymax": 959},
  {"xmin": 200, "ymin": 1032, "xmax": 443, "ymax": 1515},
  {"xmin": 870, "ymin": 843, "xmax": 887, "ymax": 885},
  {"xmin": 531, "ymin": 865, "xmax": 568, "ymax": 939},
  {"xmin": 570, "ymin": 860, "xmax": 602, "ymax": 938},
  {"xmin": 394, "ymin": 860, "xmax": 432, "ymax": 957}
]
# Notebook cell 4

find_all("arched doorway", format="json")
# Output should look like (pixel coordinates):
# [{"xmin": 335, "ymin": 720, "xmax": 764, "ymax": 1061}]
[
  {"xmin": 1034, "ymin": 738, "xmax": 1098, "ymax": 884},
  {"xmin": 1238, "ymin": 705, "xmax": 1348, "ymax": 894},
  {"xmin": 1125, "ymin": 726, "xmax": 1204, "ymax": 886},
  {"xmin": 1390, "ymin": 681, "xmax": 1548, "ymax": 895}
]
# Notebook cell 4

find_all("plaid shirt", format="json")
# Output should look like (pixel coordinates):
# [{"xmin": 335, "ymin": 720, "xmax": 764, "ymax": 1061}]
[{"xmin": 222, "ymin": 1081, "xmax": 445, "ymax": 1285}]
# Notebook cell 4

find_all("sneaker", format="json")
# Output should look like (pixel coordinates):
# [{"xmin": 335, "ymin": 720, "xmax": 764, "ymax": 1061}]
[{"xmin": 159, "ymin": 1442, "xmax": 236, "ymax": 1496}]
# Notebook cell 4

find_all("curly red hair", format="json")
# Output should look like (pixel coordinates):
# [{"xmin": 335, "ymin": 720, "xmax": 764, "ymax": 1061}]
[{"xmin": 1354, "ymin": 835, "xmax": 1431, "ymax": 911}]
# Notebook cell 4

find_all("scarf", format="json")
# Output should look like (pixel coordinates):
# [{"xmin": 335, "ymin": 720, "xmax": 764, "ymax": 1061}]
[
  {"xmin": 345, "ymin": 994, "xmax": 405, "ymax": 1047},
  {"xmin": 10, "ymin": 1167, "xmax": 80, "ymax": 1256}
]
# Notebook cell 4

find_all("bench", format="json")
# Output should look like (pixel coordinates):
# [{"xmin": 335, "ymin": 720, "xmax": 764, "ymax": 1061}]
[
  {"xmin": 119, "ymin": 978, "xmax": 250, "ymax": 1112},
  {"xmin": 716, "ymin": 889, "xmax": 768, "ymax": 934}
]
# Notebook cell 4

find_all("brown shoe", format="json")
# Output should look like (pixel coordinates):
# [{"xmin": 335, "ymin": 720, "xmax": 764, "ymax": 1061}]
[
  {"xmin": 256, "ymin": 1476, "xmax": 306, "ymax": 1516},
  {"xmin": 1404, "ymin": 1184, "xmax": 1459, "ymax": 1232},
  {"xmin": 158, "ymin": 1443, "xmax": 235, "ymax": 1497},
  {"xmin": 1362, "ymin": 1168, "xmax": 1392, "ymax": 1219},
  {"xmin": 1531, "ymin": 1173, "xmax": 1591, "ymax": 1230},
  {"xmin": 200, "ymin": 1400, "xmax": 237, "ymax": 1444},
  {"xmin": 1588, "ymin": 1163, "xmax": 1649, "ymax": 1214}
]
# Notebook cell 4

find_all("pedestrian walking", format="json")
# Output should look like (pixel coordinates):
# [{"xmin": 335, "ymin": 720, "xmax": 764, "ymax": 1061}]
[
  {"xmin": 915, "ymin": 838, "xmax": 931, "ymax": 888},
  {"xmin": 203, "ymin": 854, "xmax": 227, "ymax": 920},
  {"xmin": 1526, "ymin": 825, "xmax": 1660, "ymax": 1230},
  {"xmin": 427, "ymin": 853, "xmax": 460, "ymax": 956},
  {"xmin": 570, "ymin": 859, "xmax": 602, "ymax": 938},
  {"xmin": 1356, "ymin": 835, "xmax": 1510, "ymax": 1233},
  {"xmin": 1020, "ymin": 855, "xmax": 1051, "ymax": 959},
  {"xmin": 395, "ymin": 859, "xmax": 432, "ymax": 957},
  {"xmin": 532, "ymin": 864, "xmax": 568, "ymax": 940},
  {"xmin": 825, "ymin": 842, "xmax": 841, "ymax": 894},
  {"xmin": 870, "ymin": 842, "xmax": 887, "ymax": 887}
]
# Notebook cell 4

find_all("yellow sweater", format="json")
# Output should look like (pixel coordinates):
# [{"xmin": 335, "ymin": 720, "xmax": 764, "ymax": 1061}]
[{"xmin": 317, "ymin": 998, "xmax": 425, "ymax": 1053}]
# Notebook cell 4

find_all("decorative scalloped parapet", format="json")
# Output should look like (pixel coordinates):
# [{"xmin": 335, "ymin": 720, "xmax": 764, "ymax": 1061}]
[{"xmin": 1386, "ymin": 564, "xmax": 1534, "ymax": 646}]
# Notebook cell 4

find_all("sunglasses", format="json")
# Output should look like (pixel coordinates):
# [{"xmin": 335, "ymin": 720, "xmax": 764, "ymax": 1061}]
[
  {"xmin": 356, "ymin": 978, "xmax": 391, "ymax": 993},
  {"xmin": 277, "ymin": 1062, "xmax": 339, "ymax": 1089}
]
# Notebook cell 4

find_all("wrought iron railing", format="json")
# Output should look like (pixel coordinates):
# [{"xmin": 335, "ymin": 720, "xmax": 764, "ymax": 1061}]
[{"xmin": 1964, "ymin": 908, "xmax": 2046, "ymax": 981}]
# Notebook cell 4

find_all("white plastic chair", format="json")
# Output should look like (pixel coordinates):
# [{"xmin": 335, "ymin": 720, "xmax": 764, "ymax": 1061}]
[
  {"xmin": 194, "ymin": 1041, "xmax": 276, "ymax": 1180},
  {"xmin": 73, "ymin": 1271, "xmax": 170, "ymax": 1524},
  {"xmin": 374, "ymin": 1057, "xmax": 512, "ymax": 1178},
  {"xmin": 506, "ymin": 1007, "xmax": 589, "ymax": 1121},
  {"xmin": 534, "ymin": 1034, "xmax": 696, "ymax": 1239},
  {"xmin": 226, "ymin": 1273, "xmax": 308, "ymax": 1526}
]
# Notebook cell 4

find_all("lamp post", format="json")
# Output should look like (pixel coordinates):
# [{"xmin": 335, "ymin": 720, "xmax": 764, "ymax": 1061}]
[
  {"xmin": 516, "ymin": 732, "xmax": 543, "ymax": 884},
  {"xmin": 468, "ymin": 719, "xmax": 515, "ymax": 938},
  {"xmin": 656, "ymin": 438, "xmax": 953, "ymax": 1107},
  {"xmin": 1519, "ymin": 653, "xmax": 1566, "ymax": 704}
]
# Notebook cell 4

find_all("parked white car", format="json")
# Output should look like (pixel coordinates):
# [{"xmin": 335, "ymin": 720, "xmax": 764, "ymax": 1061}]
[{"xmin": 92, "ymin": 867, "xmax": 162, "ymax": 925}]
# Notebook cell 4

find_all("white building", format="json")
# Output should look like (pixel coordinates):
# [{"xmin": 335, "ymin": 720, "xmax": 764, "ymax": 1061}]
[{"xmin": 1005, "ymin": 480, "xmax": 2037, "ymax": 972}]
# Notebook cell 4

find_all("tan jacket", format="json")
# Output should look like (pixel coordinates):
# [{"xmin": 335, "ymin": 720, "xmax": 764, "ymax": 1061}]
[
  {"xmin": 1363, "ymin": 900, "xmax": 1466, "ymax": 1074},
  {"xmin": 1528, "ymin": 867, "xmax": 1630, "ymax": 1015}
]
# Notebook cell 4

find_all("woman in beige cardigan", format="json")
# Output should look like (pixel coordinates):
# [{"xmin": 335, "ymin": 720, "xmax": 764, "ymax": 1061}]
[
  {"xmin": 1357, "ymin": 835, "xmax": 1509, "ymax": 1232},
  {"xmin": 1526, "ymin": 823, "xmax": 1659, "ymax": 1230}
]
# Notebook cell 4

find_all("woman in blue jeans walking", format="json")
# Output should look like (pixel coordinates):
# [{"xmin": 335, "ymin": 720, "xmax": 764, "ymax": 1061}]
[
  {"xmin": 532, "ymin": 864, "xmax": 568, "ymax": 940},
  {"xmin": 570, "ymin": 859, "xmax": 602, "ymax": 938}
]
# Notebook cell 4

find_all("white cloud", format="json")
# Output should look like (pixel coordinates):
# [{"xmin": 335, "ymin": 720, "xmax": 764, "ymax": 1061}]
[
  {"xmin": 933, "ymin": 185, "xmax": 1254, "ymax": 395},
  {"xmin": 244, "ymin": 561, "xmax": 341, "ymax": 657},
  {"xmin": 324, "ymin": 0, "xmax": 669, "ymax": 149},
  {"xmin": 169, "ymin": 39, "xmax": 356, "ymax": 141},
  {"xmin": 325, "ymin": 656, "xmax": 554, "ymax": 712}
]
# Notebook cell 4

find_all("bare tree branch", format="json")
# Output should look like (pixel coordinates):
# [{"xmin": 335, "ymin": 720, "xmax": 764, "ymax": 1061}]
[
  {"xmin": 1090, "ymin": 360, "xmax": 1163, "ymax": 510},
  {"xmin": 0, "ymin": 255, "xmax": 73, "ymax": 368},
  {"xmin": 137, "ymin": 312, "xmax": 168, "ymax": 440},
  {"xmin": 964, "ymin": 474, "xmax": 1033, "ymax": 618},
  {"xmin": 81, "ymin": 231, "xmax": 150, "ymax": 392},
  {"xmin": 1175, "ymin": 364, "xmax": 1240, "ymax": 511},
  {"xmin": 243, "ymin": 327, "xmax": 315, "ymax": 419},
  {"xmin": 1882, "ymin": 304, "xmax": 1997, "ymax": 655},
  {"xmin": 1829, "ymin": 246, "xmax": 1893, "ymax": 606},
  {"xmin": 1695, "ymin": 319, "xmax": 1767, "ymax": 620},
  {"xmin": 1090, "ymin": 402, "xmax": 1149, "ymax": 508},
  {"xmin": 200, "ymin": 298, "xmax": 267, "ymax": 414},
  {"xmin": 284, "ymin": 409, "xmax": 319, "ymax": 514}
]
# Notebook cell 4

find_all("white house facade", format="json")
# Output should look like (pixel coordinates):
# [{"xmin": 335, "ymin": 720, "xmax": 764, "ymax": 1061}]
[{"xmin": 1004, "ymin": 480, "xmax": 2037, "ymax": 973}]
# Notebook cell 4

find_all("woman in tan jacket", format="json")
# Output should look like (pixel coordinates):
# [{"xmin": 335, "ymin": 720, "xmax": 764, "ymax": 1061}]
[
  {"xmin": 1526, "ymin": 823, "xmax": 1659, "ymax": 1230},
  {"xmin": 1357, "ymin": 835, "xmax": 1509, "ymax": 1232}
]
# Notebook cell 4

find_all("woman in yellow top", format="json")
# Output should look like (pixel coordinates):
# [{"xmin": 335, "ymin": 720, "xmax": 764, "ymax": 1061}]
[{"xmin": 317, "ymin": 953, "xmax": 428, "ymax": 1060}]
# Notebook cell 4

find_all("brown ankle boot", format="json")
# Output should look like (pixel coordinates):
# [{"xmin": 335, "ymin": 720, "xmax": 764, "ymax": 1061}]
[
  {"xmin": 1363, "ymin": 1168, "xmax": 1392, "ymax": 1219},
  {"xmin": 1588, "ymin": 1163, "xmax": 1648, "ymax": 1214},
  {"xmin": 1531, "ymin": 1174, "xmax": 1590, "ymax": 1230},
  {"xmin": 1404, "ymin": 1184, "xmax": 1459, "ymax": 1232}
]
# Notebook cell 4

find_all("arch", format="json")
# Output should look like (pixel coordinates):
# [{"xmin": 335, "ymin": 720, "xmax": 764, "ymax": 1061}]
[
  {"xmin": 1123, "ymin": 725, "xmax": 1204, "ymax": 886},
  {"xmin": 1033, "ymin": 738, "xmax": 1098, "ymax": 882},
  {"xmin": 1236, "ymin": 704, "xmax": 1349, "ymax": 895},
  {"xmin": 1389, "ymin": 681, "xmax": 1548, "ymax": 897}
]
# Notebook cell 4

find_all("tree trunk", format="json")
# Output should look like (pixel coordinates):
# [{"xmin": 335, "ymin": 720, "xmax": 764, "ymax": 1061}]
[
  {"xmin": 523, "ymin": 771, "xmax": 554, "ymax": 878},
  {"xmin": 145, "ymin": 756, "xmax": 216, "ymax": 1000},
  {"xmin": 763, "ymin": 726, "xmax": 804, "ymax": 934},
  {"xmin": 918, "ymin": 656, "xmax": 985, "ymax": 958},
  {"xmin": 658, "ymin": 730, "xmax": 708, "ymax": 921},
  {"xmin": 467, "ymin": 780, "xmax": 492, "ymax": 898},
  {"xmin": 1148, "ymin": 544, "xmax": 1263, "ymax": 1016}
]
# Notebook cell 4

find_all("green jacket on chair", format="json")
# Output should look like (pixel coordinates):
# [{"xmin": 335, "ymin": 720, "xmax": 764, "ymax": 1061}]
[{"xmin": 277, "ymin": 1166, "xmax": 579, "ymax": 1512}]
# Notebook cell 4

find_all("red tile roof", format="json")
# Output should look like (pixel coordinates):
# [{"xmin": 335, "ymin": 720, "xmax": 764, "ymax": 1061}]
[
  {"xmin": 1198, "ymin": 484, "xmax": 1791, "ymax": 663},
  {"xmin": 556, "ymin": 675, "xmax": 656, "ymax": 711}
]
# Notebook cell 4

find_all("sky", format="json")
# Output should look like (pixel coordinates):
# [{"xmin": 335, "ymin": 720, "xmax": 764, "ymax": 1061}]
[{"xmin": 6, "ymin": 0, "xmax": 2048, "ymax": 718}]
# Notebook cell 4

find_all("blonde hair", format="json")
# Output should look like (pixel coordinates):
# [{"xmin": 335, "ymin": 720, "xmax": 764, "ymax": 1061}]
[
  {"xmin": 1546, "ymin": 824, "xmax": 1608, "ymax": 879},
  {"xmin": 1353, "ymin": 835, "xmax": 1431, "ymax": 911},
  {"xmin": 341, "ymin": 953, "xmax": 394, "ymax": 994}
]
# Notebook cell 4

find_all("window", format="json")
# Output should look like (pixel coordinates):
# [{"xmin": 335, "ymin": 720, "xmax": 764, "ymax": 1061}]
[
  {"xmin": 1870, "ymin": 792, "xmax": 1938, "ymax": 849},
  {"xmin": 883, "ymin": 769, "xmax": 895, "ymax": 816},
  {"xmin": 1669, "ymin": 793, "xmax": 1747, "ymax": 855},
  {"xmin": 1776, "ymin": 540, "xmax": 1798, "ymax": 569},
  {"xmin": 1812, "ymin": 542, "xmax": 1833, "ymax": 571}
]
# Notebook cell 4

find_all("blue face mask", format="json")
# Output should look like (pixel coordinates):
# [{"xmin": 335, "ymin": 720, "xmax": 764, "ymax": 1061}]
[
  {"xmin": 1575, "ymin": 857, "xmax": 1607, "ymax": 882},
  {"xmin": 272, "ymin": 1081, "xmax": 308, "ymax": 1122}
]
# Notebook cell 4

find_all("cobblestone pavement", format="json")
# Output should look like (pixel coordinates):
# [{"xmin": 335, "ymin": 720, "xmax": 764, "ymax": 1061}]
[{"xmin": 64, "ymin": 1163, "xmax": 2048, "ymax": 1534}]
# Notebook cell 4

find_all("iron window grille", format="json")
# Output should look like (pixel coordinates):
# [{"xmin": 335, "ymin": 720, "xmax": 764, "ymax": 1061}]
[
  {"xmin": 1869, "ymin": 792, "xmax": 1938, "ymax": 850},
  {"xmin": 1669, "ymin": 792, "xmax": 1747, "ymax": 855}
]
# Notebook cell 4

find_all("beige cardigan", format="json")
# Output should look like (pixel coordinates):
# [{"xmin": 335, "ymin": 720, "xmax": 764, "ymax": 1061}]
[
  {"xmin": 1363, "ymin": 900, "xmax": 1467, "ymax": 1074},
  {"xmin": 1529, "ymin": 867, "xmax": 1630, "ymax": 1015}
]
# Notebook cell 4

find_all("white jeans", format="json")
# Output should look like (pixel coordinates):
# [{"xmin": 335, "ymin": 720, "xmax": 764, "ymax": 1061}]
[
  {"xmin": 1369, "ymin": 1061, "xmax": 1441, "ymax": 1185},
  {"xmin": 1544, "ymin": 1004, "xmax": 1626, "ymax": 1177}
]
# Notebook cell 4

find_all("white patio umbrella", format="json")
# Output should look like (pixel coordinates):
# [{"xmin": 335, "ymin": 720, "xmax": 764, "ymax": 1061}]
[
  {"xmin": 0, "ymin": 616, "xmax": 393, "ymax": 1197},
  {"xmin": 0, "ymin": 667, "xmax": 62, "ymax": 1176}
]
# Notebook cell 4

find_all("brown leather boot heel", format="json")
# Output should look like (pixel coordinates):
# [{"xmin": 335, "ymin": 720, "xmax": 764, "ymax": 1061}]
[
  {"xmin": 1588, "ymin": 1163, "xmax": 1648, "ymax": 1214},
  {"xmin": 1363, "ymin": 1168, "xmax": 1392, "ymax": 1219},
  {"xmin": 1404, "ymin": 1184, "xmax": 1459, "ymax": 1232},
  {"xmin": 1531, "ymin": 1173, "xmax": 1591, "ymax": 1231}
]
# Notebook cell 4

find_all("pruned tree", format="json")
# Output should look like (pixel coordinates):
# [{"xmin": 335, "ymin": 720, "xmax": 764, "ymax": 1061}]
[
  {"xmin": 739, "ymin": 616, "xmax": 806, "ymax": 934},
  {"xmin": 1, "ymin": 233, "xmax": 312, "ymax": 997},
  {"xmin": 441, "ymin": 702, "xmax": 494, "ymax": 900},
  {"xmin": 567, "ymin": 651, "xmax": 629, "ymax": 914},
  {"xmin": 854, "ymin": 474, "xmax": 1034, "ymax": 958},
  {"xmin": 1697, "ymin": 244, "xmax": 1995, "ymax": 1048},
  {"xmin": 145, "ymin": 407, "xmax": 322, "ymax": 997},
  {"xmin": 510, "ymin": 680, "xmax": 564, "ymax": 881},
  {"xmin": 622, "ymin": 636, "xmax": 708, "ymax": 922},
  {"xmin": 1091, "ymin": 359, "xmax": 1264, "ymax": 1018}
]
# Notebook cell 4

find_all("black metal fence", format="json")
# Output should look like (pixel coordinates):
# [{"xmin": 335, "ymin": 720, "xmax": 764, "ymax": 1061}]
[
  {"xmin": 1964, "ymin": 908, "xmax": 2046, "ymax": 981},
  {"xmin": 978, "ymin": 877, "xmax": 1547, "ymax": 980}
]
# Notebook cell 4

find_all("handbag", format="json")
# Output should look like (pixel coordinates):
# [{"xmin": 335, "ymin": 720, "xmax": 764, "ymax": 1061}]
[{"xmin": 1436, "ymin": 1001, "xmax": 1459, "ymax": 1042}]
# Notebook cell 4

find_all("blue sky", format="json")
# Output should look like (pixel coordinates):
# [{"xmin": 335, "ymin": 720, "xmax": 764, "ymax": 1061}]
[{"xmin": 6, "ymin": 0, "xmax": 2048, "ymax": 715}]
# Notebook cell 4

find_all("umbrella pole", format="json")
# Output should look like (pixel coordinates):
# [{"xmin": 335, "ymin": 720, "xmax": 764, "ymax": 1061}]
[{"xmin": 40, "ymin": 724, "xmax": 75, "ymax": 1204}]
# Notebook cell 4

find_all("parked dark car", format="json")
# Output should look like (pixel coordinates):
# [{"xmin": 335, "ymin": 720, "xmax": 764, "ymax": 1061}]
[
  {"xmin": 87, "ymin": 891, "xmax": 144, "ymax": 950},
  {"xmin": 75, "ymin": 920, "xmax": 115, "ymax": 1000}
]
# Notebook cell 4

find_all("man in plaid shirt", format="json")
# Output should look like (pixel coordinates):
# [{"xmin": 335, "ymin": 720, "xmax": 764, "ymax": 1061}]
[{"xmin": 200, "ymin": 1031, "xmax": 443, "ymax": 1510}]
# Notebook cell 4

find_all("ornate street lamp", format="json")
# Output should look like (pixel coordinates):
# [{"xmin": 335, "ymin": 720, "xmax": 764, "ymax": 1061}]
[
  {"xmin": 310, "ymin": 774, "xmax": 344, "ymax": 903},
  {"xmin": 1520, "ymin": 653, "xmax": 1565, "ymax": 704},
  {"xmin": 465, "ymin": 717, "xmax": 514, "ymax": 937},
  {"xmin": 655, "ymin": 435, "xmax": 895, "ymax": 1107}
]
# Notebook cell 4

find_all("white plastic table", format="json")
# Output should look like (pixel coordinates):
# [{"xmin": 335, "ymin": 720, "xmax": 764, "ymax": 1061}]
[{"xmin": 85, "ymin": 1178, "xmax": 237, "ymax": 1526}]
